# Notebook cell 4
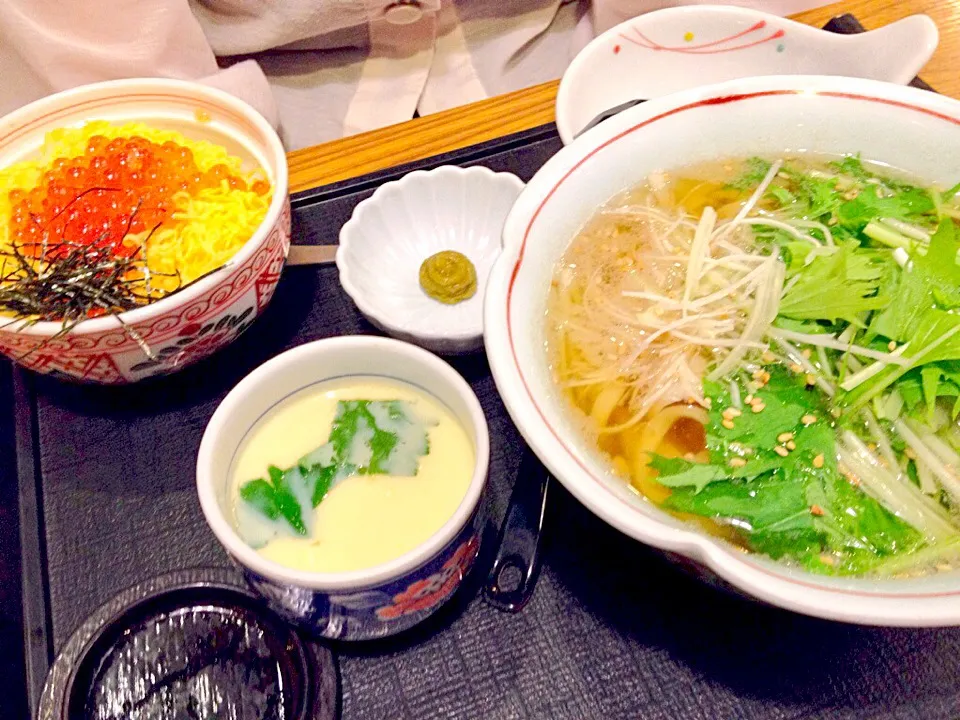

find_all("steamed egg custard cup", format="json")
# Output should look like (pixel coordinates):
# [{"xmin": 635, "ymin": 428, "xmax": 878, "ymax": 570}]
[
  {"xmin": 485, "ymin": 74, "xmax": 960, "ymax": 627},
  {"xmin": 197, "ymin": 336, "xmax": 490, "ymax": 641}
]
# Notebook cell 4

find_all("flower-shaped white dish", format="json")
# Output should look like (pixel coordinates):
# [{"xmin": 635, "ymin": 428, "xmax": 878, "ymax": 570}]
[
  {"xmin": 337, "ymin": 165, "xmax": 524, "ymax": 354},
  {"xmin": 555, "ymin": 5, "xmax": 939, "ymax": 145}
]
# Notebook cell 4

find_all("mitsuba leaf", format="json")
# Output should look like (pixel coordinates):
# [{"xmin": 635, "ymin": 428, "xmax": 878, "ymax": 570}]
[
  {"xmin": 829, "ymin": 154, "xmax": 872, "ymax": 181},
  {"xmin": 238, "ymin": 479, "xmax": 281, "ymax": 520},
  {"xmin": 871, "ymin": 219, "xmax": 960, "ymax": 341},
  {"xmin": 651, "ymin": 365, "xmax": 922, "ymax": 573},
  {"xmin": 845, "ymin": 308, "xmax": 960, "ymax": 413},
  {"xmin": 778, "ymin": 243, "xmax": 890, "ymax": 324},
  {"xmin": 645, "ymin": 457, "xmax": 729, "ymax": 493},
  {"xmin": 665, "ymin": 472, "xmax": 823, "ymax": 559},
  {"xmin": 726, "ymin": 157, "xmax": 772, "ymax": 191},
  {"xmin": 237, "ymin": 465, "xmax": 309, "ymax": 536},
  {"xmin": 837, "ymin": 184, "xmax": 934, "ymax": 233}
]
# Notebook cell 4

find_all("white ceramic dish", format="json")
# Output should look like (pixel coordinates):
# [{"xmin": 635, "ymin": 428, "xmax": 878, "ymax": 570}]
[
  {"xmin": 0, "ymin": 78, "xmax": 291, "ymax": 383},
  {"xmin": 337, "ymin": 165, "xmax": 524, "ymax": 355},
  {"xmin": 197, "ymin": 335, "xmax": 490, "ymax": 640},
  {"xmin": 555, "ymin": 6, "xmax": 939, "ymax": 145},
  {"xmin": 485, "ymin": 74, "xmax": 960, "ymax": 627}
]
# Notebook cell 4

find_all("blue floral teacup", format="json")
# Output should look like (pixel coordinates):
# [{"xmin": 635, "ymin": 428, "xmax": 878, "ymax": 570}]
[{"xmin": 197, "ymin": 335, "xmax": 490, "ymax": 640}]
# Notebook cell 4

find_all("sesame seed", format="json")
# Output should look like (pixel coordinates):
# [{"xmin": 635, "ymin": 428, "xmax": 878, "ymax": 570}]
[
  {"xmin": 752, "ymin": 369, "xmax": 765, "ymax": 380},
  {"xmin": 787, "ymin": 440, "xmax": 797, "ymax": 450},
  {"xmin": 774, "ymin": 445, "xmax": 789, "ymax": 457},
  {"xmin": 802, "ymin": 348, "xmax": 812, "ymax": 359},
  {"xmin": 761, "ymin": 351, "xmax": 776, "ymax": 363},
  {"xmin": 805, "ymin": 373, "xmax": 816, "ymax": 386},
  {"xmin": 728, "ymin": 457, "xmax": 747, "ymax": 468},
  {"xmin": 789, "ymin": 363, "xmax": 803, "ymax": 373},
  {"xmin": 703, "ymin": 398, "xmax": 712, "ymax": 408},
  {"xmin": 722, "ymin": 419, "xmax": 735, "ymax": 430},
  {"xmin": 813, "ymin": 454, "xmax": 825, "ymax": 468},
  {"xmin": 801, "ymin": 414, "xmax": 817, "ymax": 426},
  {"xmin": 810, "ymin": 505, "xmax": 825, "ymax": 516},
  {"xmin": 727, "ymin": 407, "xmax": 742, "ymax": 418},
  {"xmin": 751, "ymin": 403, "xmax": 765, "ymax": 413},
  {"xmin": 888, "ymin": 340, "xmax": 897, "ymax": 351},
  {"xmin": 905, "ymin": 447, "xmax": 917, "ymax": 460},
  {"xmin": 777, "ymin": 432, "xmax": 794, "ymax": 443},
  {"xmin": 745, "ymin": 394, "xmax": 754, "ymax": 404}
]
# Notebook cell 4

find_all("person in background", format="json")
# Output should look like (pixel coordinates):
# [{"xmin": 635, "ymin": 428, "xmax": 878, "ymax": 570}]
[{"xmin": 0, "ymin": 0, "xmax": 830, "ymax": 151}]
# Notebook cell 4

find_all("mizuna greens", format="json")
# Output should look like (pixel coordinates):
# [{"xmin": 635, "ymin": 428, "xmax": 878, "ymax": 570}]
[{"xmin": 547, "ymin": 154, "xmax": 960, "ymax": 577}]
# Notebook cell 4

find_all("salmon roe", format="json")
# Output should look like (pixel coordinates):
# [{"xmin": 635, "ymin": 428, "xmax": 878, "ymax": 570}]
[{"xmin": 7, "ymin": 135, "xmax": 269, "ymax": 260}]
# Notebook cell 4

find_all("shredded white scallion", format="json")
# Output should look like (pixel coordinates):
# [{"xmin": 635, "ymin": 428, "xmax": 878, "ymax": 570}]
[
  {"xmin": 772, "ymin": 328, "xmax": 912, "ymax": 366},
  {"xmin": 716, "ymin": 159, "xmax": 784, "ymax": 243},
  {"xmin": 895, "ymin": 420, "xmax": 960, "ymax": 503},
  {"xmin": 839, "ymin": 433, "xmax": 959, "ymax": 540}
]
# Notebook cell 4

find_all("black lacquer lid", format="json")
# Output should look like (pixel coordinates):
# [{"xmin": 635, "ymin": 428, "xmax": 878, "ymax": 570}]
[{"xmin": 38, "ymin": 568, "xmax": 339, "ymax": 720}]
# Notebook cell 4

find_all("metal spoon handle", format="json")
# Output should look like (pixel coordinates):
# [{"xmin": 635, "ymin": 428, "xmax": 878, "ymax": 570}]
[{"xmin": 483, "ymin": 450, "xmax": 550, "ymax": 612}]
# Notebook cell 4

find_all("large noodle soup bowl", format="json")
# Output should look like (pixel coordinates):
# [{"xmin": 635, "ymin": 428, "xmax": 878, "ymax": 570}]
[
  {"xmin": 484, "ymin": 75, "xmax": 960, "ymax": 627},
  {"xmin": 0, "ymin": 79, "xmax": 290, "ymax": 384}
]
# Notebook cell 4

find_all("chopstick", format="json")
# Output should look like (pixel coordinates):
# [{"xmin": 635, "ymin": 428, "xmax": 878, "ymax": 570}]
[{"xmin": 286, "ymin": 244, "xmax": 338, "ymax": 266}]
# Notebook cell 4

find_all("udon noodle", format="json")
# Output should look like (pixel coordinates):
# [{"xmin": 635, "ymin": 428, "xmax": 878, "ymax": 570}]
[
  {"xmin": 547, "ymin": 162, "xmax": 785, "ymax": 498},
  {"xmin": 547, "ymin": 156, "xmax": 960, "ymax": 575}
]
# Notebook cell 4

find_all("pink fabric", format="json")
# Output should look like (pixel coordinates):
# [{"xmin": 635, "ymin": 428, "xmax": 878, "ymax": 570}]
[
  {"xmin": 593, "ymin": 0, "xmax": 835, "ymax": 33},
  {"xmin": 0, "ymin": 0, "xmax": 277, "ymax": 124},
  {"xmin": 0, "ymin": 0, "xmax": 834, "ymax": 147}
]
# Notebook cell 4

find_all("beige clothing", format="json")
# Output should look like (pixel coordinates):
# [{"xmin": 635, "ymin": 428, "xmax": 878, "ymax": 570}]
[{"xmin": 0, "ymin": 1, "xmax": 831, "ymax": 150}]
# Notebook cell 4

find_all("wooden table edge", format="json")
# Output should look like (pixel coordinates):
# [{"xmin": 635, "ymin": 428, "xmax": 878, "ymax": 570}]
[{"xmin": 287, "ymin": 0, "xmax": 960, "ymax": 194}]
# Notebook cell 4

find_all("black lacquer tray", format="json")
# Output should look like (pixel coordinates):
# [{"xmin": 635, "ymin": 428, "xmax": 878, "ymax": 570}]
[{"xmin": 3, "ymin": 64, "xmax": 960, "ymax": 718}]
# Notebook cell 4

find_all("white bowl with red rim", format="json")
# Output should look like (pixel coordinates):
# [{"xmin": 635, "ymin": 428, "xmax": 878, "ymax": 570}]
[
  {"xmin": 485, "ymin": 74, "xmax": 960, "ymax": 627},
  {"xmin": 0, "ymin": 78, "xmax": 290, "ymax": 383}
]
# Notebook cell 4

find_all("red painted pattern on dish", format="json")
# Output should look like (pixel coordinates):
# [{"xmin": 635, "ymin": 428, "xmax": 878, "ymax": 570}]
[{"xmin": 619, "ymin": 20, "xmax": 784, "ymax": 55}]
